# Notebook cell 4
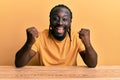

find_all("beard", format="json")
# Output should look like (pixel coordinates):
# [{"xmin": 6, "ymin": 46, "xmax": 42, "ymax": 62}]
[{"xmin": 51, "ymin": 25, "xmax": 68, "ymax": 41}]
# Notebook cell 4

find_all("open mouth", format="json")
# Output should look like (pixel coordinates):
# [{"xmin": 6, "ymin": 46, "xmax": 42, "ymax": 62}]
[
  {"xmin": 55, "ymin": 26, "xmax": 65, "ymax": 34},
  {"xmin": 51, "ymin": 26, "xmax": 67, "ymax": 40}
]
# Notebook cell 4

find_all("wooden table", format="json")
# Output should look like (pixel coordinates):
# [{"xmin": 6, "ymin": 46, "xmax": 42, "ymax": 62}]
[{"xmin": 0, "ymin": 66, "xmax": 120, "ymax": 80}]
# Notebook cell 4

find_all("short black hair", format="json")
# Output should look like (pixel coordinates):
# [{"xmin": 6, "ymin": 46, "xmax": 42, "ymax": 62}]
[{"xmin": 49, "ymin": 4, "xmax": 72, "ymax": 19}]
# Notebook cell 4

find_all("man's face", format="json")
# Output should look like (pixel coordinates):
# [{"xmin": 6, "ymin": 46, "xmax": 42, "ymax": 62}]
[{"xmin": 50, "ymin": 7, "xmax": 71, "ymax": 39}]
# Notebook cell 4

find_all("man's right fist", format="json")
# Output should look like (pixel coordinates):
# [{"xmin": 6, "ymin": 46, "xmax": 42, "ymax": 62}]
[{"xmin": 26, "ymin": 27, "xmax": 39, "ymax": 44}]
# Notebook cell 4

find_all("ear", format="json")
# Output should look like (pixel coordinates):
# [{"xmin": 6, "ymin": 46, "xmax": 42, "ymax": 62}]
[{"xmin": 49, "ymin": 24, "xmax": 52, "ymax": 29}]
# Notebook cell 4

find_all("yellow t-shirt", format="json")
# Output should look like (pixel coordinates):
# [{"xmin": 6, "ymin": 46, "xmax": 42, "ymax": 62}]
[{"xmin": 32, "ymin": 29, "xmax": 85, "ymax": 66}]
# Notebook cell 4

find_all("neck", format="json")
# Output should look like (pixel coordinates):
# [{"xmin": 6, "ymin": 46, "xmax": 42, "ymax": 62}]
[{"xmin": 51, "ymin": 30, "xmax": 66, "ymax": 41}]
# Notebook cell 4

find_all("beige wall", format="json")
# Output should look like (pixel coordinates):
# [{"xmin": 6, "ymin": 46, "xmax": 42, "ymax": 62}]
[{"xmin": 0, "ymin": 0, "xmax": 120, "ymax": 66}]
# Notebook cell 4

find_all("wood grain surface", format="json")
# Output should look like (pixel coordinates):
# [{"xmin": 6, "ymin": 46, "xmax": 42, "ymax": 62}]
[{"xmin": 0, "ymin": 66, "xmax": 120, "ymax": 80}]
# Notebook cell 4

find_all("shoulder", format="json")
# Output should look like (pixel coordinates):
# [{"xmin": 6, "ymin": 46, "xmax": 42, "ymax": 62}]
[
  {"xmin": 40, "ymin": 29, "xmax": 49, "ymax": 35},
  {"xmin": 34, "ymin": 29, "xmax": 49, "ymax": 46},
  {"xmin": 38, "ymin": 29, "xmax": 49, "ymax": 37},
  {"xmin": 35, "ymin": 29, "xmax": 49, "ymax": 41}
]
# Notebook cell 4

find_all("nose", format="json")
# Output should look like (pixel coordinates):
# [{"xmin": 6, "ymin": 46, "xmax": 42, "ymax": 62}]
[{"xmin": 58, "ymin": 19, "xmax": 63, "ymax": 25}]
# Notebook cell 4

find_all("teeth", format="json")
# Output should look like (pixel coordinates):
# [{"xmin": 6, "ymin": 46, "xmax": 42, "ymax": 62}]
[{"xmin": 56, "ymin": 27, "xmax": 64, "ymax": 33}]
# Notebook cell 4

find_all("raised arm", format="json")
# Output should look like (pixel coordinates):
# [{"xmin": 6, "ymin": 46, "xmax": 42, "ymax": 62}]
[
  {"xmin": 79, "ymin": 28, "xmax": 97, "ymax": 68},
  {"xmin": 15, "ymin": 27, "xmax": 38, "ymax": 67}
]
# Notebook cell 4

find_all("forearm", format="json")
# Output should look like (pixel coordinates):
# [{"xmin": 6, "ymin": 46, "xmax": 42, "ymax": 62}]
[
  {"xmin": 84, "ymin": 43, "xmax": 97, "ymax": 67},
  {"xmin": 15, "ymin": 42, "xmax": 36, "ymax": 67},
  {"xmin": 79, "ymin": 28, "xmax": 97, "ymax": 68}
]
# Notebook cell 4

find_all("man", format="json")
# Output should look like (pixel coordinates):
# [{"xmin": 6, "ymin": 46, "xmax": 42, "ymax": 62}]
[{"xmin": 15, "ymin": 4, "xmax": 97, "ymax": 68}]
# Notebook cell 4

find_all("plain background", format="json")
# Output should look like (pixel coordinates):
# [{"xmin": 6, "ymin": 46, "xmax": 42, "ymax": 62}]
[{"xmin": 0, "ymin": 0, "xmax": 120, "ymax": 66}]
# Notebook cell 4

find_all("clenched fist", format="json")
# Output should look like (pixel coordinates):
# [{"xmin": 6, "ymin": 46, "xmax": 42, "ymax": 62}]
[
  {"xmin": 78, "ymin": 28, "xmax": 91, "ymax": 45},
  {"xmin": 26, "ymin": 27, "xmax": 39, "ymax": 45}
]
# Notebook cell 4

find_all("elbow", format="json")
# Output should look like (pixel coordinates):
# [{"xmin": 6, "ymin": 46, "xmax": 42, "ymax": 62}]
[
  {"xmin": 15, "ymin": 53, "xmax": 26, "ymax": 68},
  {"xmin": 87, "ymin": 64, "xmax": 97, "ymax": 68},
  {"xmin": 15, "ymin": 63, "xmax": 24, "ymax": 68},
  {"xmin": 15, "ymin": 65, "xmax": 23, "ymax": 68},
  {"xmin": 15, "ymin": 58, "xmax": 25, "ymax": 68},
  {"xmin": 87, "ymin": 56, "xmax": 98, "ymax": 68},
  {"xmin": 86, "ymin": 59, "xmax": 97, "ymax": 68},
  {"xmin": 15, "ymin": 61, "xmax": 24, "ymax": 68},
  {"xmin": 87, "ymin": 61, "xmax": 97, "ymax": 68}
]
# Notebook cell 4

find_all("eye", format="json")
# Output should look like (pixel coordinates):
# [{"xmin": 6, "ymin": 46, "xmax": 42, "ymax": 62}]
[
  {"xmin": 52, "ymin": 17, "xmax": 59, "ymax": 21},
  {"xmin": 62, "ymin": 18, "xmax": 68, "ymax": 22}
]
